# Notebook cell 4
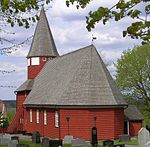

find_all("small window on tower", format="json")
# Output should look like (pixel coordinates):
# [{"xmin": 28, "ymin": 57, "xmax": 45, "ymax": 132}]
[
  {"xmin": 27, "ymin": 58, "xmax": 30, "ymax": 66},
  {"xmin": 31, "ymin": 57, "xmax": 40, "ymax": 65},
  {"xmin": 42, "ymin": 57, "xmax": 47, "ymax": 61}
]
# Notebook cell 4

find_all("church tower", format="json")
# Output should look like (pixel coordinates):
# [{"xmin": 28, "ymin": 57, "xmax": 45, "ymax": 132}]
[
  {"xmin": 7, "ymin": 9, "xmax": 59, "ymax": 133},
  {"xmin": 27, "ymin": 8, "xmax": 59, "ymax": 79}
]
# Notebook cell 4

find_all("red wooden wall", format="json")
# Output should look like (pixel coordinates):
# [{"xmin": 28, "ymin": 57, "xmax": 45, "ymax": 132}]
[
  {"xmin": 23, "ymin": 107, "xmax": 124, "ymax": 140},
  {"xmin": 129, "ymin": 121, "xmax": 142, "ymax": 136},
  {"xmin": 24, "ymin": 108, "xmax": 59, "ymax": 138},
  {"xmin": 16, "ymin": 92, "xmax": 26, "ymax": 111}
]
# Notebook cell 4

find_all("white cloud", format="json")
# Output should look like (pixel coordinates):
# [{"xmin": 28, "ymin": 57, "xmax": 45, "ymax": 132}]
[{"xmin": 11, "ymin": 46, "xmax": 29, "ymax": 57}]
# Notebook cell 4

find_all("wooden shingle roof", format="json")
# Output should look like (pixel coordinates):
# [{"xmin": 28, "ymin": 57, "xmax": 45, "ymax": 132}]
[
  {"xmin": 24, "ymin": 45, "xmax": 127, "ymax": 107},
  {"xmin": 125, "ymin": 105, "xmax": 143, "ymax": 121},
  {"xmin": 16, "ymin": 79, "xmax": 34, "ymax": 92},
  {"xmin": 27, "ymin": 8, "xmax": 59, "ymax": 58}
]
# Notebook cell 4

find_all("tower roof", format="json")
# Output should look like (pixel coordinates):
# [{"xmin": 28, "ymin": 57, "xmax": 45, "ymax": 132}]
[
  {"xmin": 24, "ymin": 45, "xmax": 127, "ymax": 107},
  {"xmin": 27, "ymin": 8, "xmax": 59, "ymax": 58}
]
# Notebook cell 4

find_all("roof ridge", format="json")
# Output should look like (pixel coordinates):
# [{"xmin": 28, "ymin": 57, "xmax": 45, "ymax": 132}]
[
  {"xmin": 42, "ymin": 45, "xmax": 95, "ymax": 66},
  {"xmin": 52, "ymin": 44, "xmax": 94, "ymax": 59},
  {"xmin": 96, "ymin": 50, "xmax": 127, "ymax": 105}
]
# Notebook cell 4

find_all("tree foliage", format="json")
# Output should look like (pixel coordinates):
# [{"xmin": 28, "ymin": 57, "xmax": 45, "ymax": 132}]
[
  {"xmin": 0, "ymin": 112, "xmax": 9, "ymax": 133},
  {"xmin": 66, "ymin": 0, "xmax": 150, "ymax": 44},
  {"xmin": 1, "ymin": 0, "xmax": 150, "ymax": 44},
  {"xmin": 0, "ymin": 0, "xmax": 42, "ymax": 28},
  {"xmin": 115, "ymin": 45, "xmax": 150, "ymax": 124}
]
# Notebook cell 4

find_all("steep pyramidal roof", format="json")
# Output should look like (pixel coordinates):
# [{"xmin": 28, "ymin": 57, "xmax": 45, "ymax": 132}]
[
  {"xmin": 24, "ymin": 45, "xmax": 127, "ymax": 107},
  {"xmin": 27, "ymin": 8, "xmax": 59, "ymax": 58}
]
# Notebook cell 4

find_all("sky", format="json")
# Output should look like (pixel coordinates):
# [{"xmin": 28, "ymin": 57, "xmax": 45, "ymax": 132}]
[{"xmin": 0, "ymin": 0, "xmax": 142, "ymax": 100}]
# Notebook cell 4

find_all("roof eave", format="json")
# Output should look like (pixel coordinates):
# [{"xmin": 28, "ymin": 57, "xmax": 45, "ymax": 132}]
[{"xmin": 24, "ymin": 104, "xmax": 128, "ymax": 109}]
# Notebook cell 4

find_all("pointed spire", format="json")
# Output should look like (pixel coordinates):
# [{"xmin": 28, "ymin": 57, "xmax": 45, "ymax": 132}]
[{"xmin": 27, "ymin": 8, "xmax": 59, "ymax": 58}]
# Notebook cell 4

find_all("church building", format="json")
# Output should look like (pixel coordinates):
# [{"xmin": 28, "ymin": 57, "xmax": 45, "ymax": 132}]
[{"xmin": 7, "ymin": 9, "xmax": 143, "ymax": 140}]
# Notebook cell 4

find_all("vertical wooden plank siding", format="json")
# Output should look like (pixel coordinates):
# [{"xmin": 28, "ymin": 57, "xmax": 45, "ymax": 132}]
[
  {"xmin": 16, "ymin": 92, "xmax": 26, "ymax": 111},
  {"xmin": 25, "ymin": 108, "xmax": 124, "ymax": 140},
  {"xmin": 24, "ymin": 108, "xmax": 59, "ymax": 138},
  {"xmin": 60, "ymin": 108, "xmax": 120, "ymax": 140},
  {"xmin": 114, "ymin": 109, "xmax": 124, "ymax": 139},
  {"xmin": 24, "ymin": 108, "xmax": 124, "ymax": 140},
  {"xmin": 129, "ymin": 121, "xmax": 142, "ymax": 136}
]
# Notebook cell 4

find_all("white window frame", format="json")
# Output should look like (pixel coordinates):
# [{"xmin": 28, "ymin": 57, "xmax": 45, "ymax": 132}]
[
  {"xmin": 31, "ymin": 57, "xmax": 40, "ymax": 65},
  {"xmin": 55, "ymin": 111, "xmax": 59, "ymax": 128},
  {"xmin": 30, "ymin": 109, "xmax": 32, "ymax": 123},
  {"xmin": 36, "ymin": 109, "xmax": 39, "ymax": 124},
  {"xmin": 44, "ymin": 110, "xmax": 47, "ymax": 125},
  {"xmin": 27, "ymin": 58, "xmax": 30, "ymax": 66}
]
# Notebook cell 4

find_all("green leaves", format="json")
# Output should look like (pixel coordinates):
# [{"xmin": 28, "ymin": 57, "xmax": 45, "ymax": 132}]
[
  {"xmin": 65, "ymin": 0, "xmax": 91, "ymax": 9},
  {"xmin": 1, "ymin": 0, "xmax": 50, "ymax": 28},
  {"xmin": 115, "ymin": 45, "xmax": 150, "ymax": 125},
  {"xmin": 84, "ymin": 0, "xmax": 149, "ymax": 44},
  {"xmin": 123, "ymin": 21, "xmax": 150, "ymax": 44},
  {"xmin": 130, "ymin": 10, "xmax": 141, "ymax": 18},
  {"xmin": 86, "ymin": 7, "xmax": 111, "ymax": 31}
]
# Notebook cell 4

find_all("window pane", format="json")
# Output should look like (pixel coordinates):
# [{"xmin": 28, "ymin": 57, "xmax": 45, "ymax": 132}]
[
  {"xmin": 55, "ymin": 111, "xmax": 59, "ymax": 127},
  {"xmin": 44, "ymin": 110, "xmax": 47, "ymax": 125},
  {"xmin": 30, "ymin": 109, "xmax": 32, "ymax": 123},
  {"xmin": 31, "ymin": 57, "xmax": 40, "ymax": 65},
  {"xmin": 36, "ymin": 109, "xmax": 39, "ymax": 123}
]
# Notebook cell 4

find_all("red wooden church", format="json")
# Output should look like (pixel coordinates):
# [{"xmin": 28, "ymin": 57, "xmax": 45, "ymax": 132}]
[{"xmin": 7, "ymin": 9, "xmax": 143, "ymax": 140}]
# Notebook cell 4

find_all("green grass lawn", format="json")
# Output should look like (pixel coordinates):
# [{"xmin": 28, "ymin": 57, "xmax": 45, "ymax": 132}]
[
  {"xmin": 114, "ymin": 139, "xmax": 138, "ymax": 145},
  {"xmin": 0, "ymin": 140, "xmax": 42, "ymax": 147},
  {"xmin": 0, "ymin": 139, "xmax": 138, "ymax": 147}
]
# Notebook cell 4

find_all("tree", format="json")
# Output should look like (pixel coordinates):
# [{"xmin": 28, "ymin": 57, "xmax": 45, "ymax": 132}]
[
  {"xmin": 0, "ymin": 0, "xmax": 41, "ymax": 28},
  {"xmin": 0, "ymin": 112, "xmax": 9, "ymax": 133},
  {"xmin": 1, "ymin": 0, "xmax": 149, "ymax": 44},
  {"xmin": 115, "ymin": 44, "xmax": 150, "ymax": 125}
]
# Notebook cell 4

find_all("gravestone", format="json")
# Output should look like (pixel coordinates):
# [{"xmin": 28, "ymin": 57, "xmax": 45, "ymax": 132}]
[
  {"xmin": 91, "ymin": 127, "xmax": 98, "ymax": 147},
  {"xmin": 32, "ymin": 131, "xmax": 41, "ymax": 144},
  {"xmin": 145, "ymin": 141, "xmax": 150, "ymax": 147},
  {"xmin": 49, "ymin": 139, "xmax": 62, "ymax": 147},
  {"xmin": 119, "ymin": 134, "xmax": 130, "ymax": 142},
  {"xmin": 64, "ymin": 135, "xmax": 73, "ymax": 144},
  {"xmin": 71, "ymin": 138, "xmax": 88, "ymax": 147},
  {"xmin": 0, "ymin": 134, "xmax": 11, "ymax": 145},
  {"xmin": 42, "ymin": 137, "xmax": 49, "ymax": 147},
  {"xmin": 8, "ymin": 140, "xmax": 18, "ymax": 147},
  {"xmin": 11, "ymin": 136, "xmax": 19, "ymax": 142},
  {"xmin": 138, "ymin": 127, "xmax": 150, "ymax": 147}
]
